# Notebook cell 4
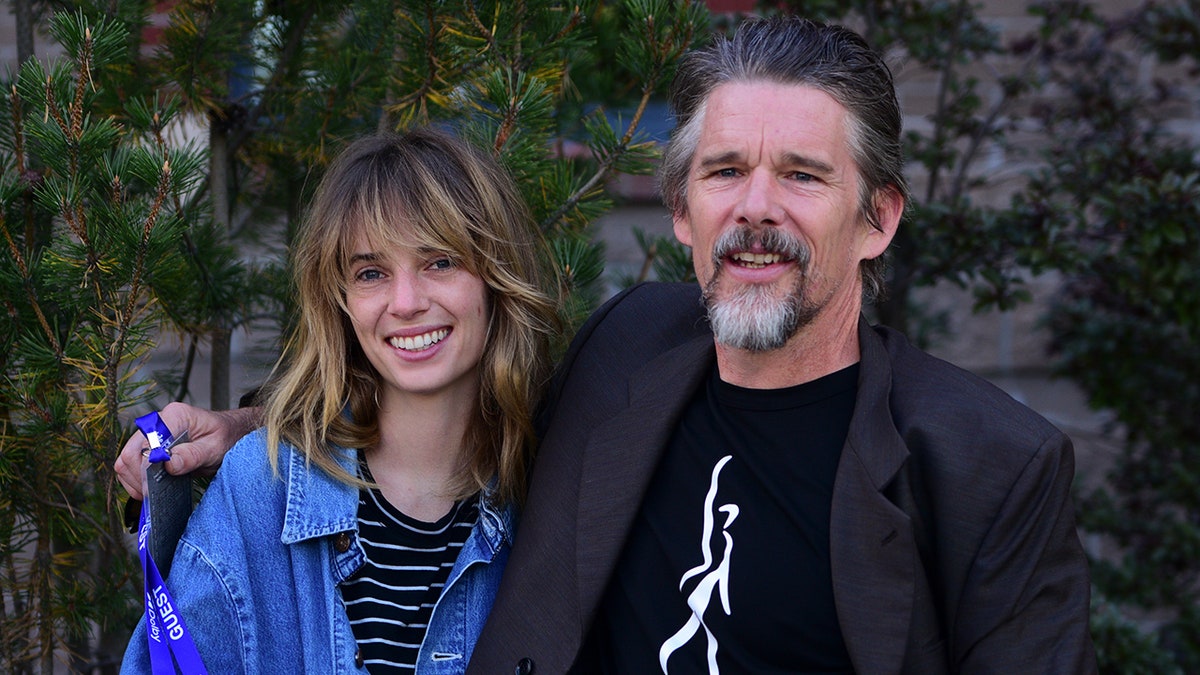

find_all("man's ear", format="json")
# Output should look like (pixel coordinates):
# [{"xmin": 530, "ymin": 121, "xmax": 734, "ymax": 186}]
[
  {"xmin": 672, "ymin": 209, "xmax": 693, "ymax": 248},
  {"xmin": 861, "ymin": 187, "xmax": 904, "ymax": 260}
]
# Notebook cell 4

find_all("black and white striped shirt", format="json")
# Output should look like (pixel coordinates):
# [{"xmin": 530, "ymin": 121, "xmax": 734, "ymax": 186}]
[{"xmin": 340, "ymin": 466, "xmax": 478, "ymax": 673}]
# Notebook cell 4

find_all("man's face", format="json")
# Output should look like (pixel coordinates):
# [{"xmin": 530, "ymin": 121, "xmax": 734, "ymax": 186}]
[{"xmin": 673, "ymin": 81, "xmax": 895, "ymax": 352}]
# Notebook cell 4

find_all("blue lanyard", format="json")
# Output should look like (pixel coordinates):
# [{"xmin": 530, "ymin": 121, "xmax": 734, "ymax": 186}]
[{"xmin": 135, "ymin": 412, "xmax": 209, "ymax": 675}]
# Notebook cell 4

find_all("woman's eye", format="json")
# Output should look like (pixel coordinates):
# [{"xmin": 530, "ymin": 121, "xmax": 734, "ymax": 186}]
[
  {"xmin": 430, "ymin": 258, "xmax": 454, "ymax": 271},
  {"xmin": 356, "ymin": 268, "xmax": 383, "ymax": 282}
]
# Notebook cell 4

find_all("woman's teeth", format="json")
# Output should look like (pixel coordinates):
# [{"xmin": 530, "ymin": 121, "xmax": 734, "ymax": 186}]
[{"xmin": 389, "ymin": 329, "xmax": 448, "ymax": 351}]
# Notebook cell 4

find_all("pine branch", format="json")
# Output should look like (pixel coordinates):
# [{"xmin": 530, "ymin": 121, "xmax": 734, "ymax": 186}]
[
  {"xmin": 97, "ymin": 161, "xmax": 174, "ymax": 463},
  {"xmin": 538, "ymin": 78, "xmax": 655, "ymax": 232},
  {"xmin": 538, "ymin": 2, "xmax": 700, "ymax": 232},
  {"xmin": 463, "ymin": 2, "xmax": 501, "ymax": 70},
  {"xmin": 383, "ymin": 3, "xmax": 450, "ymax": 126},
  {"xmin": 0, "ymin": 216, "xmax": 62, "ymax": 358},
  {"xmin": 26, "ymin": 494, "xmax": 124, "ymax": 552},
  {"xmin": 176, "ymin": 333, "xmax": 199, "ymax": 402},
  {"xmin": 549, "ymin": 5, "xmax": 584, "ymax": 46},
  {"xmin": 228, "ymin": 5, "xmax": 319, "ymax": 153},
  {"xmin": 9, "ymin": 85, "xmax": 25, "ymax": 175},
  {"xmin": 116, "ymin": 160, "xmax": 170, "ymax": 343},
  {"xmin": 511, "ymin": 1, "xmax": 525, "ymax": 71},
  {"xmin": 8, "ymin": 84, "xmax": 39, "ymax": 260},
  {"xmin": 70, "ymin": 27, "xmax": 90, "ymax": 146},
  {"xmin": 178, "ymin": 3, "xmax": 218, "ymax": 110},
  {"xmin": 42, "ymin": 76, "xmax": 68, "ymax": 137}
]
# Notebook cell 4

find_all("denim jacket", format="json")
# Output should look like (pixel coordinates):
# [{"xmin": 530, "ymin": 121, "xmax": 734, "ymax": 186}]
[{"xmin": 121, "ymin": 428, "xmax": 515, "ymax": 674}]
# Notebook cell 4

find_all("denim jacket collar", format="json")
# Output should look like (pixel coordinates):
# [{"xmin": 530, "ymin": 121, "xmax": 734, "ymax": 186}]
[
  {"xmin": 278, "ymin": 444, "xmax": 515, "ymax": 551},
  {"xmin": 280, "ymin": 444, "xmax": 360, "ymax": 545}
]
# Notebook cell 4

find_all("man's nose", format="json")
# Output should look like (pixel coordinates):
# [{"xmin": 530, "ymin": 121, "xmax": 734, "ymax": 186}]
[{"xmin": 735, "ymin": 169, "xmax": 785, "ymax": 227}]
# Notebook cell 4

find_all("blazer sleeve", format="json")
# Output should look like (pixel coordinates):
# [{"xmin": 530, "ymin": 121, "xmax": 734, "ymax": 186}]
[{"xmin": 952, "ymin": 431, "xmax": 1097, "ymax": 673}]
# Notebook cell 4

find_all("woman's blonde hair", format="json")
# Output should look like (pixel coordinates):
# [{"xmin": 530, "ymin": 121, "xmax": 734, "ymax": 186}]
[{"xmin": 262, "ymin": 128, "xmax": 558, "ymax": 505}]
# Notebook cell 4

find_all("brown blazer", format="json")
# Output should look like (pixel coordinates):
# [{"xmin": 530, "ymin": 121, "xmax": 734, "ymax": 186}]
[{"xmin": 468, "ymin": 283, "xmax": 1096, "ymax": 674}]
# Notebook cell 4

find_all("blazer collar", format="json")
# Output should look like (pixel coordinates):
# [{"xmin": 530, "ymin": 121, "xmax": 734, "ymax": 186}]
[
  {"xmin": 829, "ymin": 317, "xmax": 916, "ymax": 673},
  {"xmin": 575, "ymin": 333, "xmax": 715, "ymax": 618},
  {"xmin": 845, "ymin": 317, "xmax": 910, "ymax": 487}
]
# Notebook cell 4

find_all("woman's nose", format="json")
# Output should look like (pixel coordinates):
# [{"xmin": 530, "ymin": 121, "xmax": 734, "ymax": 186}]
[{"xmin": 387, "ymin": 272, "xmax": 430, "ymax": 317}]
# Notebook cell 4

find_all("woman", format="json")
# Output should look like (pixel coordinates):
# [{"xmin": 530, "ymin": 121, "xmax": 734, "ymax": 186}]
[{"xmin": 121, "ymin": 128, "xmax": 557, "ymax": 674}]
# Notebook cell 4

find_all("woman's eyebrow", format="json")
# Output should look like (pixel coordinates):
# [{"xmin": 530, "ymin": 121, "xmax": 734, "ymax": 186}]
[{"xmin": 348, "ymin": 252, "xmax": 381, "ymax": 265}]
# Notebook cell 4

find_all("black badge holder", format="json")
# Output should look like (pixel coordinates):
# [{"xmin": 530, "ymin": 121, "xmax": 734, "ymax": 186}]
[{"xmin": 143, "ymin": 430, "xmax": 193, "ymax": 579}]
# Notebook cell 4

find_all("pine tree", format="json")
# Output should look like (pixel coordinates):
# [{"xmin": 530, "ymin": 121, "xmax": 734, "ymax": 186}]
[
  {"xmin": 0, "ymin": 2, "xmax": 710, "ymax": 670},
  {"xmin": 0, "ymin": 11, "xmax": 221, "ymax": 672}
]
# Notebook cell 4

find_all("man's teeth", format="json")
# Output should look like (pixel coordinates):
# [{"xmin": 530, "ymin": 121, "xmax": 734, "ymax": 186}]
[
  {"xmin": 389, "ymin": 329, "xmax": 449, "ymax": 352},
  {"xmin": 730, "ymin": 252, "xmax": 783, "ymax": 268}
]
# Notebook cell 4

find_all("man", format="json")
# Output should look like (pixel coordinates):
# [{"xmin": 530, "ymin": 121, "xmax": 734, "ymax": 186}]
[
  {"xmin": 119, "ymin": 17, "xmax": 1095, "ymax": 673},
  {"xmin": 465, "ymin": 17, "xmax": 1095, "ymax": 673}
]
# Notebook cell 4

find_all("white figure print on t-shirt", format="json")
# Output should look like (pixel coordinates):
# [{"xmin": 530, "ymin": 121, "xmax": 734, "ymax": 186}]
[{"xmin": 659, "ymin": 455, "xmax": 739, "ymax": 674}]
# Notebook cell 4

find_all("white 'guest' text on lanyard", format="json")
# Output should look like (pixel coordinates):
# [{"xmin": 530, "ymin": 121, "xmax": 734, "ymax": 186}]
[{"xmin": 135, "ymin": 412, "xmax": 208, "ymax": 675}]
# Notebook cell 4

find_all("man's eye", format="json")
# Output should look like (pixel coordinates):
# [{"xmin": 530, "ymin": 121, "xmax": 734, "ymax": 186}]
[
  {"xmin": 430, "ymin": 258, "xmax": 454, "ymax": 271},
  {"xmin": 356, "ymin": 269, "xmax": 383, "ymax": 282},
  {"xmin": 790, "ymin": 172, "xmax": 815, "ymax": 182},
  {"xmin": 716, "ymin": 168, "xmax": 739, "ymax": 178}
]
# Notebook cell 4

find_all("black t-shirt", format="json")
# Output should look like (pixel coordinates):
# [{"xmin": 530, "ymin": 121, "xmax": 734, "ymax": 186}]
[{"xmin": 582, "ymin": 363, "xmax": 858, "ymax": 673}]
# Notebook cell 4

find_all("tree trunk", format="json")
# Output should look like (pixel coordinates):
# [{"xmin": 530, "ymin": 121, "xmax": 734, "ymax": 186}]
[
  {"xmin": 13, "ymin": 0, "xmax": 35, "ymax": 66},
  {"xmin": 209, "ymin": 117, "xmax": 232, "ymax": 410},
  {"xmin": 92, "ymin": 510, "xmax": 129, "ymax": 675},
  {"xmin": 34, "ymin": 511, "xmax": 52, "ymax": 674}
]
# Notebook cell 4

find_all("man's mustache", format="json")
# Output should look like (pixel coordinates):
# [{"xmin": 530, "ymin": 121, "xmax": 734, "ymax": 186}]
[{"xmin": 711, "ymin": 226, "xmax": 810, "ymax": 270}]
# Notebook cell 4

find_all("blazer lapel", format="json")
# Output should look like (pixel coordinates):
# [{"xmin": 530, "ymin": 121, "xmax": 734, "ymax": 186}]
[
  {"xmin": 575, "ymin": 333, "xmax": 714, "ymax": 620},
  {"xmin": 829, "ymin": 319, "xmax": 917, "ymax": 674}
]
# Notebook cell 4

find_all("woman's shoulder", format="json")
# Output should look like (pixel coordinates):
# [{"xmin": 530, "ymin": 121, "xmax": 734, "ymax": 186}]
[
  {"xmin": 219, "ymin": 430, "xmax": 359, "ymax": 514},
  {"xmin": 205, "ymin": 428, "xmax": 290, "ymax": 503}
]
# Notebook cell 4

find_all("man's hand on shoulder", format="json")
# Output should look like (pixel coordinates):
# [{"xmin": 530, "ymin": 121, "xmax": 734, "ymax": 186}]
[{"xmin": 115, "ymin": 402, "xmax": 262, "ymax": 500}]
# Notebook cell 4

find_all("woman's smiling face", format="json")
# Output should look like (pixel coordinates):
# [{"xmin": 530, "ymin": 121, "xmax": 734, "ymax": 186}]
[{"xmin": 344, "ymin": 233, "xmax": 490, "ymax": 408}]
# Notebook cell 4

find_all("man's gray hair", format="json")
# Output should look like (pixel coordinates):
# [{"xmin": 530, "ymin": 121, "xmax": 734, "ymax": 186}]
[{"xmin": 659, "ymin": 16, "xmax": 908, "ymax": 302}]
